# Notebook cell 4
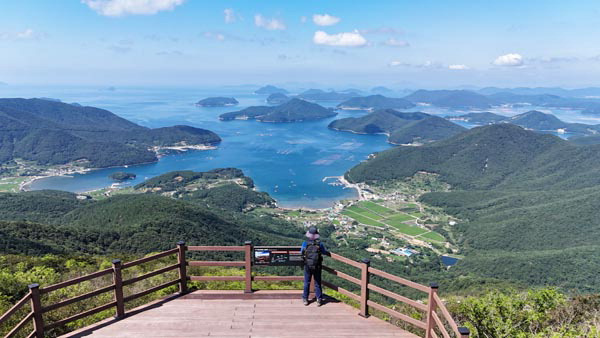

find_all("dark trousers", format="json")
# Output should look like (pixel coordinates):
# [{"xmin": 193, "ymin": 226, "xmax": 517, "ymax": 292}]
[{"xmin": 303, "ymin": 265, "xmax": 323, "ymax": 300}]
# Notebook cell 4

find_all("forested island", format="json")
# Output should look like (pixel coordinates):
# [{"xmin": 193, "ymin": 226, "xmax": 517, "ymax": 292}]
[
  {"xmin": 0, "ymin": 98, "xmax": 221, "ymax": 168},
  {"xmin": 266, "ymin": 92, "xmax": 290, "ymax": 104},
  {"xmin": 219, "ymin": 98, "xmax": 336, "ymax": 122},
  {"xmin": 109, "ymin": 172, "xmax": 136, "ymax": 181},
  {"xmin": 254, "ymin": 85, "xmax": 288, "ymax": 95},
  {"xmin": 337, "ymin": 94, "xmax": 415, "ymax": 110},
  {"xmin": 196, "ymin": 97, "xmax": 238, "ymax": 107},
  {"xmin": 329, "ymin": 109, "xmax": 465, "ymax": 144}
]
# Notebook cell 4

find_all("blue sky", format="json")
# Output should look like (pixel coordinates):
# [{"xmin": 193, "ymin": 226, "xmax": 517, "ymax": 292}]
[{"xmin": 1, "ymin": 0, "xmax": 600, "ymax": 88}]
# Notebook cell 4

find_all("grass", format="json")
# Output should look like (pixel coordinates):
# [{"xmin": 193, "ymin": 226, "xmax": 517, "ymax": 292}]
[
  {"xmin": 346, "ymin": 205, "xmax": 384, "ymax": 220},
  {"xmin": 359, "ymin": 201, "xmax": 395, "ymax": 215},
  {"xmin": 385, "ymin": 214, "xmax": 415, "ymax": 225},
  {"xmin": 342, "ymin": 210, "xmax": 385, "ymax": 227},
  {"xmin": 418, "ymin": 231, "xmax": 446, "ymax": 242},
  {"xmin": 409, "ymin": 212, "xmax": 424, "ymax": 219},
  {"xmin": 390, "ymin": 223, "xmax": 428, "ymax": 236}
]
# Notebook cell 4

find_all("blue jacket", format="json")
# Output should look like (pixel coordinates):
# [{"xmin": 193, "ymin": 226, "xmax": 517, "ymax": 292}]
[{"xmin": 300, "ymin": 240, "xmax": 330, "ymax": 256}]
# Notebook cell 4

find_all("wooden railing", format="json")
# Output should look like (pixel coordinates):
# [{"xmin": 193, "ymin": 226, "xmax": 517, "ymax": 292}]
[{"xmin": 0, "ymin": 242, "xmax": 469, "ymax": 338}]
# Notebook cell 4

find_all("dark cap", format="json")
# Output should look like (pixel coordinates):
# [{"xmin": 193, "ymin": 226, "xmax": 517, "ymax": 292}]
[{"xmin": 308, "ymin": 226, "xmax": 319, "ymax": 234}]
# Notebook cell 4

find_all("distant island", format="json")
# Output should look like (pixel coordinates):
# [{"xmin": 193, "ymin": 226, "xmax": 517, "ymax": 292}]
[
  {"xmin": 219, "ymin": 98, "xmax": 336, "ymax": 123},
  {"xmin": 329, "ymin": 109, "xmax": 465, "ymax": 145},
  {"xmin": 447, "ymin": 110, "xmax": 600, "ymax": 136},
  {"xmin": 403, "ymin": 89, "xmax": 494, "ymax": 109},
  {"xmin": 337, "ymin": 94, "xmax": 415, "ymax": 111},
  {"xmin": 266, "ymin": 93, "xmax": 290, "ymax": 104},
  {"xmin": 109, "ymin": 172, "xmax": 136, "ymax": 181},
  {"xmin": 254, "ymin": 85, "xmax": 289, "ymax": 95},
  {"xmin": 196, "ymin": 97, "xmax": 238, "ymax": 107},
  {"xmin": 296, "ymin": 89, "xmax": 357, "ymax": 101},
  {"xmin": 371, "ymin": 86, "xmax": 394, "ymax": 94},
  {"xmin": 0, "ymin": 98, "xmax": 221, "ymax": 169}
]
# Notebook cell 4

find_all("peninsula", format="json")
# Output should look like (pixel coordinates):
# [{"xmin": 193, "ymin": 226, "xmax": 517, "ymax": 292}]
[{"xmin": 219, "ymin": 98, "xmax": 336, "ymax": 122}]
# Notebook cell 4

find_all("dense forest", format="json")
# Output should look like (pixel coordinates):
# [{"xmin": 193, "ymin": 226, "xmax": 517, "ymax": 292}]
[
  {"xmin": 347, "ymin": 124, "xmax": 600, "ymax": 291},
  {"xmin": 0, "ymin": 99, "xmax": 221, "ymax": 167},
  {"xmin": 219, "ymin": 98, "xmax": 337, "ymax": 122}
]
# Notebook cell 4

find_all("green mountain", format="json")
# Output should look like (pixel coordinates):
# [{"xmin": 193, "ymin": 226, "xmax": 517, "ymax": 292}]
[
  {"xmin": 337, "ymin": 95, "xmax": 415, "ymax": 110},
  {"xmin": 448, "ymin": 110, "xmax": 600, "ymax": 136},
  {"xmin": 196, "ymin": 97, "xmax": 238, "ymax": 107},
  {"xmin": 446, "ymin": 112, "xmax": 507, "ymax": 125},
  {"xmin": 403, "ymin": 90, "xmax": 495, "ymax": 109},
  {"xmin": 328, "ymin": 109, "xmax": 465, "ymax": 144},
  {"xmin": 254, "ymin": 85, "xmax": 289, "ymax": 95},
  {"xmin": 346, "ymin": 124, "xmax": 600, "ymax": 291},
  {"xmin": 266, "ymin": 93, "xmax": 290, "ymax": 104},
  {"xmin": 219, "ymin": 98, "xmax": 336, "ymax": 122},
  {"xmin": 134, "ymin": 168, "xmax": 275, "ymax": 212},
  {"xmin": 0, "ymin": 98, "xmax": 221, "ymax": 167},
  {"xmin": 296, "ymin": 89, "xmax": 357, "ymax": 101}
]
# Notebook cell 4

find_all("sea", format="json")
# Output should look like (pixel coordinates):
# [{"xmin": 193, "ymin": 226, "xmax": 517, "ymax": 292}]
[{"xmin": 2, "ymin": 84, "xmax": 597, "ymax": 209}]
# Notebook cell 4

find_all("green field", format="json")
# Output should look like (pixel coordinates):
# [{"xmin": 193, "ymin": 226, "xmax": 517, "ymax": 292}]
[
  {"xmin": 359, "ymin": 201, "xmax": 395, "ymax": 215},
  {"xmin": 410, "ymin": 212, "xmax": 424, "ymax": 218},
  {"xmin": 385, "ymin": 214, "xmax": 416, "ymax": 225},
  {"xmin": 418, "ymin": 231, "xmax": 445, "ymax": 242},
  {"xmin": 346, "ymin": 205, "xmax": 384, "ymax": 220},
  {"xmin": 390, "ymin": 223, "xmax": 428, "ymax": 236},
  {"xmin": 342, "ymin": 210, "xmax": 385, "ymax": 227}
]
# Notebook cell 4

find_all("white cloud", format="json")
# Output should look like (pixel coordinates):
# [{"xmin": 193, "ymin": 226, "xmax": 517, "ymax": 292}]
[
  {"xmin": 448, "ymin": 64, "xmax": 469, "ymax": 70},
  {"xmin": 313, "ymin": 30, "xmax": 367, "ymax": 47},
  {"xmin": 0, "ymin": 28, "xmax": 44, "ymax": 41},
  {"xmin": 203, "ymin": 32, "xmax": 226, "ymax": 41},
  {"xmin": 224, "ymin": 8, "xmax": 235, "ymax": 23},
  {"xmin": 383, "ymin": 38, "xmax": 409, "ymax": 47},
  {"xmin": 254, "ymin": 14, "xmax": 286, "ymax": 30},
  {"xmin": 312, "ymin": 14, "xmax": 340, "ymax": 26},
  {"xmin": 81, "ymin": 0, "xmax": 184, "ymax": 17},
  {"xmin": 389, "ymin": 60, "xmax": 442, "ymax": 69},
  {"xmin": 493, "ymin": 53, "xmax": 523, "ymax": 67}
]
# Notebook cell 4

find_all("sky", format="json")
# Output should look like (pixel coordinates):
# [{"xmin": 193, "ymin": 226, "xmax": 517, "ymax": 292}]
[{"xmin": 2, "ymin": 0, "xmax": 600, "ymax": 88}]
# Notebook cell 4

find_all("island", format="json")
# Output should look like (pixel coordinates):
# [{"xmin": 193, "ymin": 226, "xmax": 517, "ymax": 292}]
[
  {"xmin": 371, "ymin": 86, "xmax": 394, "ymax": 94},
  {"xmin": 266, "ymin": 93, "xmax": 290, "ymax": 104},
  {"xmin": 337, "ymin": 94, "xmax": 415, "ymax": 110},
  {"xmin": 109, "ymin": 172, "xmax": 136, "ymax": 181},
  {"xmin": 0, "ymin": 98, "xmax": 221, "ymax": 170},
  {"xmin": 196, "ymin": 97, "xmax": 238, "ymax": 107},
  {"xmin": 446, "ymin": 112, "xmax": 507, "ymax": 125},
  {"xmin": 254, "ymin": 85, "xmax": 289, "ymax": 95},
  {"xmin": 403, "ymin": 89, "xmax": 494, "ymax": 109},
  {"xmin": 329, "ymin": 109, "xmax": 465, "ymax": 145},
  {"xmin": 296, "ymin": 89, "xmax": 357, "ymax": 101},
  {"xmin": 219, "ymin": 98, "xmax": 337, "ymax": 122}
]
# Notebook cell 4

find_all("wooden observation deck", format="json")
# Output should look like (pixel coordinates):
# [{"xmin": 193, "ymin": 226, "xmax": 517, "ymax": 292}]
[{"xmin": 0, "ymin": 243, "xmax": 470, "ymax": 338}]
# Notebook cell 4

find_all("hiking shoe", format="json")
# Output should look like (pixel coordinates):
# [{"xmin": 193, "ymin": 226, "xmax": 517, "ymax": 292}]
[
  {"xmin": 317, "ymin": 298, "xmax": 323, "ymax": 307},
  {"xmin": 303, "ymin": 298, "xmax": 309, "ymax": 306}
]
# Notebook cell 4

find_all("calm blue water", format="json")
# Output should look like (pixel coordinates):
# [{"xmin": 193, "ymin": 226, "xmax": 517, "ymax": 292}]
[
  {"xmin": 441, "ymin": 255, "xmax": 459, "ymax": 267},
  {"xmin": 2, "ymin": 85, "xmax": 391, "ymax": 209},
  {"xmin": 1, "ymin": 85, "xmax": 593, "ymax": 208}
]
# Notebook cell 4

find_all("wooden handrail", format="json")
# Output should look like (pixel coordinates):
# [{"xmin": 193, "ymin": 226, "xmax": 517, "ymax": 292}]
[
  {"xmin": 0, "ymin": 243, "xmax": 468, "ymax": 338},
  {"xmin": 41, "ymin": 284, "xmax": 116, "ymax": 313},
  {"xmin": 187, "ymin": 246, "xmax": 245, "ymax": 251},
  {"xmin": 369, "ymin": 267, "xmax": 430, "ymax": 293},
  {"xmin": 433, "ymin": 293, "xmax": 462, "ymax": 337},
  {"xmin": 121, "ymin": 248, "xmax": 179, "ymax": 269},
  {"xmin": 187, "ymin": 261, "xmax": 245, "ymax": 267},
  {"xmin": 40, "ymin": 268, "xmax": 113, "ymax": 294},
  {"xmin": 122, "ymin": 263, "xmax": 180, "ymax": 286},
  {"xmin": 0, "ymin": 292, "xmax": 30, "ymax": 326},
  {"xmin": 4, "ymin": 312, "xmax": 33, "ymax": 338}
]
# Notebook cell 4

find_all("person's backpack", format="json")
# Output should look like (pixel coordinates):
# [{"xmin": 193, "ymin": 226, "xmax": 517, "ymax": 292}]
[{"xmin": 304, "ymin": 240, "xmax": 322, "ymax": 270}]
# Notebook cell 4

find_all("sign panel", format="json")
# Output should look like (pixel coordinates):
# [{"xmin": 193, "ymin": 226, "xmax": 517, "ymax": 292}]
[{"xmin": 253, "ymin": 246, "xmax": 303, "ymax": 266}]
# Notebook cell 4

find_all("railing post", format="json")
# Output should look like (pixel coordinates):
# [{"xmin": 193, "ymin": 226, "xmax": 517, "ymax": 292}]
[
  {"xmin": 458, "ymin": 327, "xmax": 471, "ymax": 338},
  {"xmin": 244, "ymin": 241, "xmax": 253, "ymax": 293},
  {"xmin": 29, "ymin": 283, "xmax": 44, "ymax": 338},
  {"xmin": 359, "ymin": 258, "xmax": 370, "ymax": 318},
  {"xmin": 425, "ymin": 282, "xmax": 439, "ymax": 338},
  {"xmin": 112, "ymin": 259, "xmax": 125, "ymax": 319},
  {"xmin": 177, "ymin": 241, "xmax": 188, "ymax": 294}
]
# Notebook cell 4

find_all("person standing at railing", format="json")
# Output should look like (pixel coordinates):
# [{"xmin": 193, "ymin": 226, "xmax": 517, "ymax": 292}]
[{"xmin": 301, "ymin": 226, "xmax": 330, "ymax": 306}]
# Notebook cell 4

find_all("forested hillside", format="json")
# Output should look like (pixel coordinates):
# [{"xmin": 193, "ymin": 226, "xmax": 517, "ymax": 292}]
[
  {"xmin": 347, "ymin": 124, "xmax": 600, "ymax": 291},
  {"xmin": 0, "ymin": 98, "xmax": 221, "ymax": 167}
]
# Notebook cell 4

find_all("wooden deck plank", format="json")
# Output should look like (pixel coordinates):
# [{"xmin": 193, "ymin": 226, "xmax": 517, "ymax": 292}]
[{"xmin": 62, "ymin": 290, "xmax": 419, "ymax": 338}]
